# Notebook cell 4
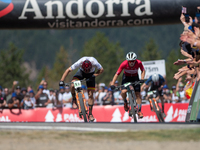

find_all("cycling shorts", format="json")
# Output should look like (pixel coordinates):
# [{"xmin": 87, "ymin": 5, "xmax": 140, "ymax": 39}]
[
  {"xmin": 148, "ymin": 85, "xmax": 163, "ymax": 97},
  {"xmin": 121, "ymin": 74, "xmax": 141, "ymax": 92},
  {"xmin": 72, "ymin": 69, "xmax": 95, "ymax": 90}
]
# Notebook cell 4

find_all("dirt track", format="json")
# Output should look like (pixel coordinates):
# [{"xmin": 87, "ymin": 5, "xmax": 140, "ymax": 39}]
[{"xmin": 0, "ymin": 130, "xmax": 199, "ymax": 150}]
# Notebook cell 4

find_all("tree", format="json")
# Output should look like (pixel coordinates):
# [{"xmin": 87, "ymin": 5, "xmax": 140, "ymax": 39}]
[
  {"xmin": 81, "ymin": 32, "xmax": 125, "ymax": 85},
  {"xmin": 0, "ymin": 43, "xmax": 30, "ymax": 88},
  {"xmin": 50, "ymin": 46, "xmax": 72, "ymax": 88},
  {"xmin": 139, "ymin": 39, "xmax": 162, "ymax": 61}
]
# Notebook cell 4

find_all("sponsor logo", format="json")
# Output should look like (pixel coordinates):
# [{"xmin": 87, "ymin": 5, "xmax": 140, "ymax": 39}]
[
  {"xmin": 0, "ymin": 116, "xmax": 11, "ymax": 122},
  {"xmin": 19, "ymin": 0, "xmax": 153, "ymax": 19},
  {"xmin": 0, "ymin": 0, "xmax": 14, "ymax": 18}
]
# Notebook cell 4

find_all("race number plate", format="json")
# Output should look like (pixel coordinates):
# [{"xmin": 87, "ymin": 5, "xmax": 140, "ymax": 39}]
[
  {"xmin": 147, "ymin": 91, "xmax": 153, "ymax": 96},
  {"xmin": 73, "ymin": 80, "xmax": 81, "ymax": 89},
  {"xmin": 124, "ymin": 82, "xmax": 131, "ymax": 87}
]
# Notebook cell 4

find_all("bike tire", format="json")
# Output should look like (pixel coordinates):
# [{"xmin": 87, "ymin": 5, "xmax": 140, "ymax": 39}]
[
  {"xmin": 151, "ymin": 99, "xmax": 162, "ymax": 122},
  {"xmin": 78, "ymin": 93, "xmax": 87, "ymax": 122},
  {"xmin": 158, "ymin": 105, "xmax": 165, "ymax": 122},
  {"xmin": 129, "ymin": 93, "xmax": 137, "ymax": 123}
]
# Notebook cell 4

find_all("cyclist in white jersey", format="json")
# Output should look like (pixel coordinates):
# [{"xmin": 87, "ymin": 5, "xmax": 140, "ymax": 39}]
[{"xmin": 59, "ymin": 56, "xmax": 104, "ymax": 121}]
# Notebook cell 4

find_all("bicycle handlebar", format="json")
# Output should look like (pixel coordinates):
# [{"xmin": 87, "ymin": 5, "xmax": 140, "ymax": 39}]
[{"xmin": 112, "ymin": 80, "xmax": 143, "ymax": 91}]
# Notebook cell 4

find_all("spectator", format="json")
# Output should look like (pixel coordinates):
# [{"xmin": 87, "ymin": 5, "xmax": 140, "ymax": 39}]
[
  {"xmin": 170, "ymin": 85, "xmax": 180, "ymax": 103},
  {"xmin": 176, "ymin": 77, "xmax": 188, "ymax": 103},
  {"xmin": 162, "ymin": 85, "xmax": 172, "ymax": 103},
  {"xmin": 21, "ymin": 87, "xmax": 27, "ymax": 97},
  {"xmin": 21, "ymin": 93, "xmax": 34, "ymax": 109},
  {"xmin": 29, "ymin": 90, "xmax": 36, "ymax": 108},
  {"xmin": 63, "ymin": 85, "xmax": 72, "ymax": 108},
  {"xmin": 40, "ymin": 79, "xmax": 50, "ymax": 97},
  {"xmin": 35, "ymin": 85, "xmax": 50, "ymax": 107},
  {"xmin": 48, "ymin": 88, "xmax": 57, "ymax": 106},
  {"xmin": 93, "ymin": 83, "xmax": 99, "ymax": 105},
  {"xmin": 11, "ymin": 81, "xmax": 24, "ymax": 103},
  {"xmin": 95, "ymin": 83, "xmax": 107, "ymax": 105},
  {"xmin": 57, "ymin": 86, "xmax": 65, "ymax": 107},
  {"xmin": 7, "ymin": 93, "xmax": 20, "ymax": 109},
  {"xmin": 4, "ymin": 88, "xmax": 12, "ymax": 103},
  {"xmin": 27, "ymin": 85, "xmax": 33, "ymax": 92},
  {"xmin": 113, "ymin": 80, "xmax": 123, "ymax": 105},
  {"xmin": 102, "ymin": 88, "xmax": 113, "ymax": 105},
  {"xmin": 43, "ymin": 81, "xmax": 50, "ymax": 97},
  {"xmin": 0, "ymin": 86, "xmax": 6, "ymax": 111}
]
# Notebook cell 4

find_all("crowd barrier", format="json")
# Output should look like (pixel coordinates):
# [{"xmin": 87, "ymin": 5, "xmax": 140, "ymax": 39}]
[
  {"xmin": 0, "ymin": 103, "xmax": 188, "ymax": 122},
  {"xmin": 185, "ymin": 79, "xmax": 200, "ymax": 122}
]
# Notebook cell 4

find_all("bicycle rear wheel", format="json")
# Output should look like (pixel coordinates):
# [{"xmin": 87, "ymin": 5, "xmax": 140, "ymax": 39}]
[
  {"xmin": 151, "ymin": 99, "xmax": 162, "ymax": 122},
  {"xmin": 78, "ymin": 93, "xmax": 88, "ymax": 122},
  {"xmin": 129, "ymin": 93, "xmax": 137, "ymax": 123}
]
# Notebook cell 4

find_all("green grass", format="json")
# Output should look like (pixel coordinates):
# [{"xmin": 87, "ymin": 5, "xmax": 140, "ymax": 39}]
[{"xmin": 1, "ymin": 128, "xmax": 200, "ymax": 141}]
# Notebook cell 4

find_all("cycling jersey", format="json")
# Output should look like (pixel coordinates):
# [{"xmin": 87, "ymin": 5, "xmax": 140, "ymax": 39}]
[
  {"xmin": 116, "ymin": 60, "xmax": 145, "ymax": 77},
  {"xmin": 145, "ymin": 74, "xmax": 165, "ymax": 88},
  {"xmin": 71, "ymin": 56, "xmax": 102, "ymax": 73}
]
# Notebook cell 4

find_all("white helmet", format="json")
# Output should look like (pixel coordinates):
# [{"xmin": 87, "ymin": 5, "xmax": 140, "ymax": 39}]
[
  {"xmin": 126, "ymin": 52, "xmax": 137, "ymax": 61},
  {"xmin": 152, "ymin": 73, "xmax": 159, "ymax": 82}
]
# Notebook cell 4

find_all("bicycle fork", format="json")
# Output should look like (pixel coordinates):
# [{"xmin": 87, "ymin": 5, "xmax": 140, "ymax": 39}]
[
  {"xmin": 149, "ymin": 99, "xmax": 153, "ymax": 111},
  {"xmin": 153, "ymin": 98, "xmax": 159, "ymax": 111},
  {"xmin": 76, "ymin": 92, "xmax": 88, "ymax": 113}
]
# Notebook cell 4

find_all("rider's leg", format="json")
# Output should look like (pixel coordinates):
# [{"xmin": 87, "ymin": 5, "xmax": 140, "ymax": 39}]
[
  {"xmin": 71, "ymin": 80, "xmax": 78, "ymax": 109},
  {"xmin": 121, "ymin": 89, "xmax": 128, "ymax": 102},
  {"xmin": 88, "ymin": 89, "xmax": 94, "ymax": 115},
  {"xmin": 135, "ymin": 92, "xmax": 142, "ymax": 112},
  {"xmin": 87, "ymin": 89, "xmax": 95, "ymax": 121},
  {"xmin": 121, "ymin": 89, "xmax": 129, "ymax": 111}
]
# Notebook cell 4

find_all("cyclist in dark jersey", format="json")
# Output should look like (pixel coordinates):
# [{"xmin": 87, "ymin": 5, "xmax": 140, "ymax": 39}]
[
  {"xmin": 59, "ymin": 56, "xmax": 104, "ymax": 122},
  {"xmin": 141, "ymin": 73, "xmax": 166, "ymax": 117},
  {"xmin": 110, "ymin": 52, "xmax": 145, "ymax": 118}
]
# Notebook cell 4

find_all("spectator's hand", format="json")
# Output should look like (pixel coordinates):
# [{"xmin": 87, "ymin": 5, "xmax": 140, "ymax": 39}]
[
  {"xmin": 59, "ymin": 81, "xmax": 65, "ymax": 86},
  {"xmin": 13, "ymin": 81, "xmax": 18, "ymax": 86},
  {"xmin": 140, "ymin": 79, "xmax": 145, "ymax": 83},
  {"xmin": 110, "ymin": 85, "xmax": 115, "ymax": 91}
]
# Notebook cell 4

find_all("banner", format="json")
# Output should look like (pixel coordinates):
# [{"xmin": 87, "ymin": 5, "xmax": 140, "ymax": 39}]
[
  {"xmin": 0, "ymin": 103, "xmax": 188, "ymax": 122},
  {"xmin": 138, "ymin": 59, "xmax": 166, "ymax": 79},
  {"xmin": 0, "ymin": 0, "xmax": 199, "ymax": 29}
]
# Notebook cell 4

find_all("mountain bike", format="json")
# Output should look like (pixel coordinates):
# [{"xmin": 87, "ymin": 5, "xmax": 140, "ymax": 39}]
[
  {"xmin": 67, "ymin": 80, "xmax": 89, "ymax": 122},
  {"xmin": 147, "ymin": 90, "xmax": 165, "ymax": 122},
  {"xmin": 113, "ymin": 80, "xmax": 142, "ymax": 123}
]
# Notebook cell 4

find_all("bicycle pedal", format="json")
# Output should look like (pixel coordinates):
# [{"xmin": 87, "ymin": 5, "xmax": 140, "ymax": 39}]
[{"xmin": 79, "ymin": 112, "xmax": 83, "ymax": 118}]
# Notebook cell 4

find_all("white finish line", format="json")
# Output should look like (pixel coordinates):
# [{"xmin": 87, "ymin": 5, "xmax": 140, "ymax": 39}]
[{"xmin": 0, "ymin": 125, "xmax": 128, "ymax": 132}]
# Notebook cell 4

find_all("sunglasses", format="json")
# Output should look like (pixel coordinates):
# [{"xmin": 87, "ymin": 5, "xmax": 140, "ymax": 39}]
[{"xmin": 128, "ymin": 60, "xmax": 135, "ymax": 63}]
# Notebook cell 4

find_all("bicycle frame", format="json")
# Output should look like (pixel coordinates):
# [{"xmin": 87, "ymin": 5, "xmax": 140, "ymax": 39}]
[
  {"xmin": 147, "ymin": 90, "xmax": 164, "ymax": 122},
  {"xmin": 72, "ymin": 80, "xmax": 88, "ymax": 122},
  {"xmin": 115, "ymin": 81, "xmax": 141, "ymax": 123}
]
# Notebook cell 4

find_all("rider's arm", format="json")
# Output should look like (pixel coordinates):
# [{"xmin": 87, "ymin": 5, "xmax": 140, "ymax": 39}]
[
  {"xmin": 111, "ymin": 74, "xmax": 119, "ymax": 85},
  {"xmin": 60, "ymin": 67, "xmax": 72, "ymax": 81},
  {"xmin": 141, "ymin": 69, "xmax": 145, "ymax": 80},
  {"xmin": 140, "ymin": 83, "xmax": 147, "ymax": 91},
  {"xmin": 94, "ymin": 68, "xmax": 104, "ymax": 77}
]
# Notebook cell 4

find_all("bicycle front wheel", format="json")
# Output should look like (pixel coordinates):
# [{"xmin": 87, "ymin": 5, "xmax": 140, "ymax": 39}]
[
  {"xmin": 78, "ymin": 93, "xmax": 88, "ymax": 122},
  {"xmin": 152, "ymin": 99, "xmax": 162, "ymax": 122},
  {"xmin": 158, "ymin": 105, "xmax": 165, "ymax": 122},
  {"xmin": 129, "ymin": 93, "xmax": 137, "ymax": 123}
]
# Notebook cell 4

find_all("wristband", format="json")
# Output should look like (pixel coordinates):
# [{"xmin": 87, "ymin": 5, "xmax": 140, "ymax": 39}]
[{"xmin": 193, "ymin": 41, "xmax": 197, "ymax": 47}]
